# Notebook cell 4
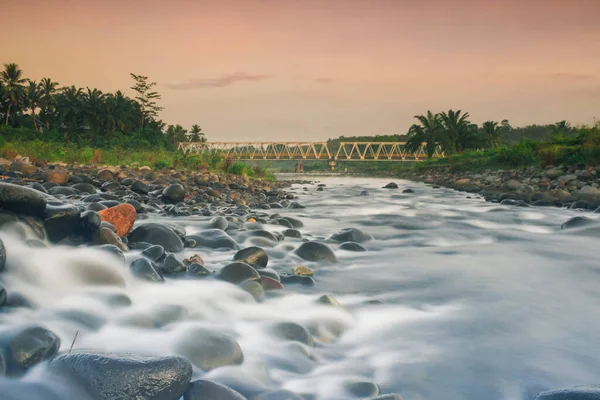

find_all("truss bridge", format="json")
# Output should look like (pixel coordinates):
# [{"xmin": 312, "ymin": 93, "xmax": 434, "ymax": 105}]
[{"xmin": 178, "ymin": 141, "xmax": 444, "ymax": 171}]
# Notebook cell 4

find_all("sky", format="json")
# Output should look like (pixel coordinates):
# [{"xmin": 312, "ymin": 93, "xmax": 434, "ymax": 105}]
[{"xmin": 2, "ymin": 0, "xmax": 600, "ymax": 141}]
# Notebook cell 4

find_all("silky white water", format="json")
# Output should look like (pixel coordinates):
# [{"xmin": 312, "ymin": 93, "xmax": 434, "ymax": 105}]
[{"xmin": 2, "ymin": 176, "xmax": 600, "ymax": 400}]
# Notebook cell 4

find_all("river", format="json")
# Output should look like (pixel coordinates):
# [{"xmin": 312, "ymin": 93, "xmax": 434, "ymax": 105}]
[{"xmin": 2, "ymin": 176, "xmax": 600, "ymax": 400}]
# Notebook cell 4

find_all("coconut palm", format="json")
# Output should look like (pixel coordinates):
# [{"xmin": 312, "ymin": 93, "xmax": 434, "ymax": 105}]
[
  {"xmin": 405, "ymin": 111, "xmax": 441, "ymax": 158},
  {"xmin": 38, "ymin": 77, "xmax": 60, "ymax": 129},
  {"xmin": 24, "ymin": 80, "xmax": 43, "ymax": 131},
  {"xmin": 189, "ymin": 124, "xmax": 206, "ymax": 142},
  {"xmin": 55, "ymin": 86, "xmax": 84, "ymax": 137},
  {"xmin": 0, "ymin": 63, "xmax": 27, "ymax": 125},
  {"xmin": 481, "ymin": 121, "xmax": 503, "ymax": 148},
  {"xmin": 439, "ymin": 109, "xmax": 477, "ymax": 153},
  {"xmin": 551, "ymin": 120, "xmax": 572, "ymax": 135}
]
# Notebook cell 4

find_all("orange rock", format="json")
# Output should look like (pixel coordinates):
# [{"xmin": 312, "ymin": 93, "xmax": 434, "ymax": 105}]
[
  {"xmin": 47, "ymin": 169, "xmax": 69, "ymax": 185},
  {"xmin": 98, "ymin": 204, "xmax": 137, "ymax": 237},
  {"xmin": 247, "ymin": 218, "xmax": 256, "ymax": 223},
  {"xmin": 184, "ymin": 254, "xmax": 204, "ymax": 265}
]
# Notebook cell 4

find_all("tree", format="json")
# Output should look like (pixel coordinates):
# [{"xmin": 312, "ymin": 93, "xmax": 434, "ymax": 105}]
[
  {"xmin": 39, "ymin": 77, "xmax": 60, "ymax": 129},
  {"xmin": 24, "ymin": 80, "xmax": 43, "ymax": 131},
  {"xmin": 405, "ymin": 111, "xmax": 441, "ymax": 158},
  {"xmin": 481, "ymin": 121, "xmax": 503, "ymax": 148},
  {"xmin": 439, "ymin": 109, "xmax": 477, "ymax": 153},
  {"xmin": 189, "ymin": 124, "xmax": 206, "ymax": 142},
  {"xmin": 165, "ymin": 124, "xmax": 188, "ymax": 149},
  {"xmin": 55, "ymin": 86, "xmax": 84, "ymax": 137},
  {"xmin": 130, "ymin": 73, "xmax": 163, "ymax": 128},
  {"xmin": 0, "ymin": 63, "xmax": 27, "ymax": 126},
  {"xmin": 551, "ymin": 120, "xmax": 573, "ymax": 135}
]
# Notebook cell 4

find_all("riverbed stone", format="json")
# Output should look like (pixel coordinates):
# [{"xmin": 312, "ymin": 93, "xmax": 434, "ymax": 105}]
[
  {"xmin": 209, "ymin": 216, "xmax": 229, "ymax": 231},
  {"xmin": 175, "ymin": 327, "xmax": 244, "ymax": 371},
  {"xmin": 330, "ymin": 227, "xmax": 373, "ymax": 243},
  {"xmin": 130, "ymin": 258, "xmax": 165, "ymax": 282},
  {"xmin": 0, "ymin": 182, "xmax": 47, "ymax": 218},
  {"xmin": 234, "ymin": 246, "xmax": 269, "ymax": 268},
  {"xmin": 340, "ymin": 241, "xmax": 367, "ymax": 252},
  {"xmin": 0, "ymin": 238, "xmax": 6, "ymax": 271},
  {"xmin": 504, "ymin": 179, "xmax": 521, "ymax": 191},
  {"xmin": 47, "ymin": 352, "xmax": 192, "ymax": 400},
  {"xmin": 184, "ymin": 380, "xmax": 247, "ymax": 400},
  {"xmin": 71, "ymin": 182, "xmax": 96, "ymax": 194},
  {"xmin": 46, "ymin": 169, "xmax": 69, "ymax": 185},
  {"xmin": 383, "ymin": 182, "xmax": 399, "ymax": 189},
  {"xmin": 131, "ymin": 180, "xmax": 149, "ymax": 194},
  {"xmin": 92, "ymin": 227, "xmax": 128, "ymax": 251},
  {"xmin": 129, "ymin": 223, "xmax": 184, "ymax": 252},
  {"xmin": 284, "ymin": 229, "xmax": 302, "ymax": 239},
  {"xmin": 344, "ymin": 381, "xmax": 380, "ymax": 398},
  {"xmin": 218, "ymin": 262, "xmax": 260, "ymax": 284},
  {"xmin": 534, "ymin": 385, "xmax": 600, "ymax": 399},
  {"xmin": 0, "ymin": 326, "xmax": 60, "ymax": 376},
  {"xmin": 561, "ymin": 216, "xmax": 600, "ymax": 230},
  {"xmin": 272, "ymin": 321, "xmax": 314, "ymax": 347},
  {"xmin": 161, "ymin": 253, "xmax": 187, "ymax": 275},
  {"xmin": 295, "ymin": 241, "xmax": 337, "ymax": 263},
  {"xmin": 44, "ymin": 202, "xmax": 81, "ymax": 242},
  {"xmin": 98, "ymin": 203, "xmax": 137, "ymax": 236},
  {"xmin": 142, "ymin": 244, "xmax": 166, "ymax": 262},
  {"xmin": 163, "ymin": 183, "xmax": 185, "ymax": 204},
  {"xmin": 187, "ymin": 229, "xmax": 239, "ymax": 250}
]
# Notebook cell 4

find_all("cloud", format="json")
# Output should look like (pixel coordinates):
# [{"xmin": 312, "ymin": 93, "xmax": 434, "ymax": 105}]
[
  {"xmin": 314, "ymin": 77, "xmax": 335, "ymax": 84},
  {"xmin": 167, "ymin": 72, "xmax": 271, "ymax": 89}
]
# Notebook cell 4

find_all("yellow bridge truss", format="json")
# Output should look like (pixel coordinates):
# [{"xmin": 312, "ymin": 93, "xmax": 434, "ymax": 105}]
[{"xmin": 178, "ymin": 142, "xmax": 444, "ymax": 161}]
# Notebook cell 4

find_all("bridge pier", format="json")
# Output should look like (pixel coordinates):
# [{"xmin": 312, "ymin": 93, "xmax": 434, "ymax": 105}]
[
  {"xmin": 328, "ymin": 158, "xmax": 337, "ymax": 171},
  {"xmin": 295, "ymin": 160, "xmax": 304, "ymax": 173}
]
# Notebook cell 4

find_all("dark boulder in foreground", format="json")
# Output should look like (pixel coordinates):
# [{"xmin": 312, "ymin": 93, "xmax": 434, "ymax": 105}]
[
  {"xmin": 330, "ymin": 228, "xmax": 373, "ymax": 243},
  {"xmin": 184, "ymin": 380, "xmax": 247, "ymax": 400},
  {"xmin": 0, "ymin": 326, "xmax": 60, "ymax": 376},
  {"xmin": 295, "ymin": 241, "xmax": 337, "ymax": 263},
  {"xmin": 47, "ymin": 352, "xmax": 192, "ymax": 400},
  {"xmin": 340, "ymin": 241, "xmax": 367, "ymax": 252},
  {"xmin": 129, "ymin": 223, "xmax": 184, "ymax": 252},
  {"xmin": 534, "ymin": 385, "xmax": 600, "ymax": 399},
  {"xmin": 383, "ymin": 182, "xmax": 399, "ymax": 189},
  {"xmin": 234, "ymin": 246, "xmax": 269, "ymax": 268},
  {"xmin": 560, "ymin": 216, "xmax": 600, "ymax": 230},
  {"xmin": 218, "ymin": 262, "xmax": 260, "ymax": 284},
  {"xmin": 130, "ymin": 258, "xmax": 165, "ymax": 282},
  {"xmin": 0, "ymin": 182, "xmax": 47, "ymax": 218},
  {"xmin": 44, "ymin": 202, "xmax": 81, "ymax": 242}
]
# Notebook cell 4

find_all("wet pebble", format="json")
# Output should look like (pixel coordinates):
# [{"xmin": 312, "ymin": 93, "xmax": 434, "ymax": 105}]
[
  {"xmin": 339, "ymin": 241, "xmax": 367, "ymax": 252},
  {"xmin": 175, "ymin": 327, "xmax": 244, "ymax": 371},
  {"xmin": 187, "ymin": 229, "xmax": 239, "ymax": 251},
  {"xmin": 184, "ymin": 379, "xmax": 247, "ymax": 400},
  {"xmin": 330, "ymin": 228, "xmax": 373, "ymax": 243},
  {"xmin": 130, "ymin": 258, "xmax": 165, "ymax": 282},
  {"xmin": 0, "ymin": 182, "xmax": 47, "ymax": 218},
  {"xmin": 129, "ymin": 223, "xmax": 184, "ymax": 252},
  {"xmin": 295, "ymin": 241, "xmax": 337, "ymax": 263},
  {"xmin": 218, "ymin": 262, "xmax": 260, "ymax": 284},
  {"xmin": 0, "ymin": 326, "xmax": 60, "ymax": 376},
  {"xmin": 234, "ymin": 246, "xmax": 269, "ymax": 268}
]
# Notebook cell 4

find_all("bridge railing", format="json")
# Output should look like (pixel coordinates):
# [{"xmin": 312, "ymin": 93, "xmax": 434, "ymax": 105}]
[{"xmin": 178, "ymin": 141, "xmax": 444, "ymax": 161}]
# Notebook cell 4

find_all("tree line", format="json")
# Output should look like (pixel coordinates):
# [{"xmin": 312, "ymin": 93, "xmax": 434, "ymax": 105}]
[
  {"xmin": 0, "ymin": 63, "xmax": 206, "ymax": 149},
  {"xmin": 404, "ymin": 110, "xmax": 577, "ymax": 158}
]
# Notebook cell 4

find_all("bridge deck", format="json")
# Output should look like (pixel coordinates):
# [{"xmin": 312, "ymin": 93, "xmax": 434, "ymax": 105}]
[{"xmin": 178, "ymin": 141, "xmax": 444, "ymax": 161}]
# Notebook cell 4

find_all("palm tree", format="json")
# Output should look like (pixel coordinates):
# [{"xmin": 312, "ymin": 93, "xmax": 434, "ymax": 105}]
[
  {"xmin": 38, "ymin": 77, "xmax": 59, "ymax": 129},
  {"xmin": 0, "ymin": 63, "xmax": 27, "ymax": 126},
  {"xmin": 82, "ymin": 87, "xmax": 106, "ymax": 136},
  {"xmin": 405, "ymin": 111, "xmax": 441, "ymax": 158},
  {"xmin": 24, "ymin": 80, "xmax": 43, "ymax": 131},
  {"xmin": 551, "ymin": 120, "xmax": 572, "ymax": 135},
  {"xmin": 439, "ymin": 109, "xmax": 476, "ymax": 153},
  {"xmin": 56, "ymin": 86, "xmax": 83, "ymax": 137},
  {"xmin": 189, "ymin": 124, "xmax": 206, "ymax": 142},
  {"xmin": 481, "ymin": 121, "xmax": 503, "ymax": 148}
]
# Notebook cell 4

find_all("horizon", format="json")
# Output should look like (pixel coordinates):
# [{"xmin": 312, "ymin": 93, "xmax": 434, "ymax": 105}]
[{"xmin": 3, "ymin": 0, "xmax": 599, "ymax": 141}]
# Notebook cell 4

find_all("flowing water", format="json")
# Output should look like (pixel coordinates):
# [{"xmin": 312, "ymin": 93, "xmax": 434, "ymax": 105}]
[{"xmin": 2, "ymin": 176, "xmax": 600, "ymax": 400}]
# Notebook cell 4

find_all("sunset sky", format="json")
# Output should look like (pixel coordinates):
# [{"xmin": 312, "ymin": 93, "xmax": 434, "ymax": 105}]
[{"xmin": 3, "ymin": 0, "xmax": 600, "ymax": 141}]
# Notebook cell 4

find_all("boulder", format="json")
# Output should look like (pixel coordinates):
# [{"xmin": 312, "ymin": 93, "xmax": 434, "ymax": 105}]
[
  {"xmin": 184, "ymin": 380, "xmax": 247, "ymax": 400},
  {"xmin": 382, "ymin": 182, "xmax": 399, "ymax": 189},
  {"xmin": 534, "ymin": 385, "xmax": 600, "ymax": 399},
  {"xmin": 187, "ymin": 229, "xmax": 239, "ymax": 251},
  {"xmin": 218, "ymin": 262, "xmax": 260, "ymax": 284},
  {"xmin": 162, "ymin": 183, "xmax": 185, "ymax": 204},
  {"xmin": 234, "ymin": 246, "xmax": 269, "ymax": 268},
  {"xmin": 46, "ymin": 169, "xmax": 69, "ymax": 185},
  {"xmin": 330, "ymin": 228, "xmax": 373, "ymax": 243},
  {"xmin": 44, "ymin": 202, "xmax": 81, "ymax": 242},
  {"xmin": 0, "ymin": 326, "xmax": 60, "ymax": 376},
  {"xmin": 98, "ymin": 204, "xmax": 137, "ymax": 237},
  {"xmin": 130, "ymin": 258, "xmax": 165, "ymax": 282},
  {"xmin": 175, "ymin": 327, "xmax": 244, "ymax": 371},
  {"xmin": 97, "ymin": 169, "xmax": 115, "ymax": 181},
  {"xmin": 0, "ymin": 182, "xmax": 47, "ymax": 218},
  {"xmin": 129, "ymin": 223, "xmax": 184, "ymax": 252},
  {"xmin": 47, "ymin": 352, "xmax": 192, "ymax": 400},
  {"xmin": 295, "ymin": 241, "xmax": 337, "ymax": 263}
]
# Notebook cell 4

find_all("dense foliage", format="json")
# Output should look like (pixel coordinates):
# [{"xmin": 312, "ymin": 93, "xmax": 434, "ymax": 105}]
[{"xmin": 0, "ymin": 63, "xmax": 205, "ymax": 150}]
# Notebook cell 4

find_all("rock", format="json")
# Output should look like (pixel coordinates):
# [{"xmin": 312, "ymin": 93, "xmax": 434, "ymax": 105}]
[
  {"xmin": 130, "ymin": 258, "xmax": 165, "ymax": 282},
  {"xmin": 46, "ymin": 169, "xmax": 69, "ymax": 185},
  {"xmin": 283, "ymin": 229, "xmax": 302, "ymax": 239},
  {"xmin": 382, "ymin": 182, "xmax": 398, "ymax": 189},
  {"xmin": 558, "ymin": 174, "xmax": 577, "ymax": 183},
  {"xmin": 261, "ymin": 276, "xmax": 284, "ymax": 290},
  {"xmin": 339, "ymin": 241, "xmax": 367, "ymax": 252},
  {"xmin": 163, "ymin": 183, "xmax": 185, "ymax": 204},
  {"xmin": 364, "ymin": 395, "xmax": 403, "ymax": 400},
  {"xmin": 317, "ymin": 294, "xmax": 343, "ymax": 308},
  {"xmin": 184, "ymin": 380, "xmax": 247, "ymax": 400},
  {"xmin": 0, "ymin": 182, "xmax": 47, "ymax": 218},
  {"xmin": 175, "ymin": 327, "xmax": 244, "ymax": 371},
  {"xmin": 98, "ymin": 204, "xmax": 137, "ymax": 237},
  {"xmin": 280, "ymin": 275, "xmax": 315, "ymax": 286},
  {"xmin": 344, "ymin": 381, "xmax": 380, "ymax": 398},
  {"xmin": 293, "ymin": 265, "xmax": 313, "ymax": 276},
  {"xmin": 187, "ymin": 263, "xmax": 211, "ymax": 277},
  {"xmin": 218, "ymin": 262, "xmax": 260, "ymax": 284},
  {"xmin": 240, "ymin": 280, "xmax": 265, "ymax": 300},
  {"xmin": 544, "ymin": 168, "xmax": 563, "ymax": 179},
  {"xmin": 534, "ymin": 385, "xmax": 600, "ymax": 399},
  {"xmin": 295, "ymin": 241, "xmax": 337, "ymax": 263},
  {"xmin": 0, "ymin": 237, "xmax": 5, "ymax": 271},
  {"xmin": 272, "ymin": 322, "xmax": 314, "ymax": 347},
  {"xmin": 44, "ymin": 202, "xmax": 81, "ymax": 242},
  {"xmin": 209, "ymin": 216, "xmax": 229, "ymax": 231},
  {"xmin": 0, "ymin": 326, "xmax": 60, "ymax": 376},
  {"xmin": 142, "ymin": 244, "xmax": 166, "ymax": 262},
  {"xmin": 184, "ymin": 254, "xmax": 204, "ymax": 265},
  {"xmin": 49, "ymin": 186, "xmax": 78, "ymax": 196},
  {"xmin": 187, "ymin": 229, "xmax": 239, "ymax": 250},
  {"xmin": 330, "ymin": 227, "xmax": 373, "ymax": 243},
  {"xmin": 71, "ymin": 182, "xmax": 96, "ymax": 194},
  {"xmin": 47, "ymin": 352, "xmax": 192, "ymax": 400},
  {"xmin": 234, "ymin": 246, "xmax": 269, "ymax": 268},
  {"xmin": 97, "ymin": 244, "xmax": 125, "ymax": 264},
  {"xmin": 129, "ymin": 223, "xmax": 184, "ymax": 252},
  {"xmin": 504, "ymin": 179, "xmax": 521, "ymax": 191},
  {"xmin": 97, "ymin": 169, "xmax": 115, "ymax": 181},
  {"xmin": 131, "ymin": 180, "xmax": 149, "ymax": 195},
  {"xmin": 402, "ymin": 188, "xmax": 415, "ymax": 193},
  {"xmin": 75, "ymin": 210, "xmax": 102, "ymax": 235},
  {"xmin": 360, "ymin": 190, "xmax": 369, "ymax": 196},
  {"xmin": 10, "ymin": 162, "xmax": 37, "ymax": 176},
  {"xmin": 161, "ymin": 254, "xmax": 187, "ymax": 275},
  {"xmin": 281, "ymin": 216, "xmax": 304, "ymax": 228},
  {"xmin": 561, "ymin": 216, "xmax": 600, "ymax": 230},
  {"xmin": 92, "ymin": 227, "xmax": 128, "ymax": 252},
  {"xmin": 454, "ymin": 178, "xmax": 471, "ymax": 185}
]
